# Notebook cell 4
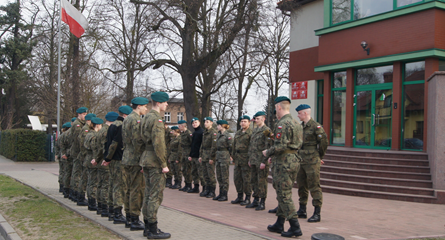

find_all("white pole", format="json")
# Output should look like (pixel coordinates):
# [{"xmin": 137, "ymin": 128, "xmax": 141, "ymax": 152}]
[{"xmin": 56, "ymin": 0, "xmax": 62, "ymax": 138}]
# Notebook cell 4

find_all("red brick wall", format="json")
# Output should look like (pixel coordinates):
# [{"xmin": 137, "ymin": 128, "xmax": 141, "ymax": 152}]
[{"xmin": 289, "ymin": 47, "xmax": 324, "ymax": 82}]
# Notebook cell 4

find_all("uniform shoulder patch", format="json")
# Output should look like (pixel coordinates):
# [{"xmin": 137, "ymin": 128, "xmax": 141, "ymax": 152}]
[
  {"xmin": 214, "ymin": 133, "xmax": 217, "ymax": 135},
  {"xmin": 77, "ymin": 125, "xmax": 80, "ymax": 127},
  {"xmin": 137, "ymin": 120, "xmax": 141, "ymax": 123},
  {"xmin": 85, "ymin": 130, "xmax": 88, "ymax": 132},
  {"xmin": 158, "ymin": 119, "xmax": 163, "ymax": 122},
  {"xmin": 317, "ymin": 126, "xmax": 321, "ymax": 129},
  {"xmin": 278, "ymin": 126, "xmax": 282, "ymax": 129},
  {"xmin": 228, "ymin": 137, "xmax": 231, "ymax": 139},
  {"xmin": 190, "ymin": 134, "xmax": 193, "ymax": 136},
  {"xmin": 276, "ymin": 133, "xmax": 281, "ymax": 139}
]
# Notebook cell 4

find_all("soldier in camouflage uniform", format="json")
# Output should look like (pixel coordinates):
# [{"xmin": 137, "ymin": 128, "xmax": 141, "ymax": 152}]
[
  {"xmin": 164, "ymin": 124, "xmax": 173, "ymax": 188},
  {"xmin": 62, "ymin": 118, "xmax": 76, "ymax": 198},
  {"xmin": 68, "ymin": 107, "xmax": 88, "ymax": 203},
  {"xmin": 198, "ymin": 117, "xmax": 217, "ymax": 198},
  {"xmin": 264, "ymin": 96, "xmax": 303, "ymax": 238},
  {"xmin": 178, "ymin": 120, "xmax": 193, "ymax": 192},
  {"xmin": 231, "ymin": 115, "xmax": 253, "ymax": 206},
  {"xmin": 246, "ymin": 111, "xmax": 272, "ymax": 211},
  {"xmin": 140, "ymin": 91, "xmax": 171, "ymax": 239},
  {"xmin": 168, "ymin": 126, "xmax": 182, "ymax": 189},
  {"xmin": 77, "ymin": 113, "xmax": 96, "ymax": 207},
  {"xmin": 295, "ymin": 104, "xmax": 328, "ymax": 223},
  {"xmin": 122, "ymin": 97, "xmax": 148, "ymax": 231},
  {"xmin": 56, "ymin": 122, "xmax": 71, "ymax": 193},
  {"xmin": 84, "ymin": 117, "xmax": 101, "ymax": 211},
  {"xmin": 213, "ymin": 120, "xmax": 233, "ymax": 202},
  {"xmin": 102, "ymin": 106, "xmax": 132, "ymax": 224}
]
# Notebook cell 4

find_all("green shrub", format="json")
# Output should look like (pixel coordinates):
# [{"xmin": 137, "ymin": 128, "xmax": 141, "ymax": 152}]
[{"xmin": 0, "ymin": 129, "xmax": 47, "ymax": 161}]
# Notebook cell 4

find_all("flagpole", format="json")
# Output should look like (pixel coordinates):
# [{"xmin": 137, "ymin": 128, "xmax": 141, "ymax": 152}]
[{"xmin": 56, "ymin": 0, "xmax": 62, "ymax": 138}]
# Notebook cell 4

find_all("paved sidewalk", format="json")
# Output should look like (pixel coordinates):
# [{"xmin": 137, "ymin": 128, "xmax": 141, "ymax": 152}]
[{"xmin": 0, "ymin": 155, "xmax": 444, "ymax": 240}]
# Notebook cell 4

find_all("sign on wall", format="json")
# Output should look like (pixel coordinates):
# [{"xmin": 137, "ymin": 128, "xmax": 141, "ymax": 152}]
[{"xmin": 291, "ymin": 81, "xmax": 308, "ymax": 100}]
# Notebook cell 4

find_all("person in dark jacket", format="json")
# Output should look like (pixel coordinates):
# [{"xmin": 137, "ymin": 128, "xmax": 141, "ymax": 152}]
[{"xmin": 187, "ymin": 117, "xmax": 204, "ymax": 193}]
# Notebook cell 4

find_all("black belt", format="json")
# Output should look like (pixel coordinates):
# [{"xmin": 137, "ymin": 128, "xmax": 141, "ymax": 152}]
[{"xmin": 236, "ymin": 150, "xmax": 248, "ymax": 153}]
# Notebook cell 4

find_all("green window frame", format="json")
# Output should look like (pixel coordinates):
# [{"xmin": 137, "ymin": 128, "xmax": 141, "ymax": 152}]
[
  {"xmin": 317, "ymin": 80, "xmax": 324, "ymax": 124},
  {"xmin": 331, "ymin": 72, "xmax": 347, "ymax": 146}
]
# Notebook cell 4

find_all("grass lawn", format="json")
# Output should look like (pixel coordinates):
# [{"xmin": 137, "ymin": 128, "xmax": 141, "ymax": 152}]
[{"xmin": 0, "ymin": 174, "xmax": 121, "ymax": 240}]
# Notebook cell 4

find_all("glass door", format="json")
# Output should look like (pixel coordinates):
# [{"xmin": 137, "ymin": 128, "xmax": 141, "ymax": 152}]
[{"xmin": 354, "ymin": 89, "xmax": 393, "ymax": 149}]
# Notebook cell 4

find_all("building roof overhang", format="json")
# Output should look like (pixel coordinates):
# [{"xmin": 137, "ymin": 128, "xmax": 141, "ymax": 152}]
[{"xmin": 277, "ymin": 0, "xmax": 316, "ymax": 12}]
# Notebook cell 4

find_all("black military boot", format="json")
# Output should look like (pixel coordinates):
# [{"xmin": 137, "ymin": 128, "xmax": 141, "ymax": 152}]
[
  {"xmin": 178, "ymin": 182, "xmax": 188, "ymax": 191},
  {"xmin": 125, "ymin": 213, "xmax": 131, "ymax": 228},
  {"xmin": 267, "ymin": 216, "xmax": 285, "ymax": 233},
  {"xmin": 268, "ymin": 206, "xmax": 278, "ymax": 213},
  {"xmin": 187, "ymin": 184, "xmax": 200, "ymax": 193},
  {"xmin": 297, "ymin": 204, "xmax": 307, "ymax": 219},
  {"xmin": 255, "ymin": 198, "xmax": 266, "ymax": 211},
  {"xmin": 206, "ymin": 186, "xmax": 215, "ymax": 199},
  {"xmin": 147, "ymin": 221, "xmax": 171, "ymax": 239},
  {"xmin": 231, "ymin": 193, "xmax": 243, "ymax": 204},
  {"xmin": 143, "ymin": 219, "xmax": 149, "ymax": 237},
  {"xmin": 108, "ymin": 206, "xmax": 114, "ymax": 221},
  {"xmin": 281, "ymin": 218, "xmax": 303, "ymax": 237},
  {"xmin": 171, "ymin": 180, "xmax": 181, "ymax": 189},
  {"xmin": 101, "ymin": 205, "xmax": 109, "ymax": 217},
  {"xmin": 113, "ymin": 207, "xmax": 127, "ymax": 224},
  {"xmin": 240, "ymin": 195, "xmax": 251, "ymax": 206},
  {"xmin": 59, "ymin": 184, "xmax": 64, "ymax": 193},
  {"xmin": 96, "ymin": 202, "xmax": 103, "ymax": 215},
  {"xmin": 199, "ymin": 186, "xmax": 208, "ymax": 197},
  {"xmin": 213, "ymin": 187, "xmax": 222, "ymax": 201},
  {"xmin": 165, "ymin": 178, "xmax": 172, "ymax": 188},
  {"xmin": 308, "ymin": 206, "xmax": 321, "ymax": 222},
  {"xmin": 183, "ymin": 183, "xmax": 192, "ymax": 192},
  {"xmin": 218, "ymin": 191, "xmax": 228, "ymax": 201},
  {"xmin": 70, "ymin": 190, "xmax": 76, "ymax": 202},
  {"xmin": 77, "ymin": 193, "xmax": 88, "ymax": 206},
  {"xmin": 130, "ymin": 215, "xmax": 144, "ymax": 231},
  {"xmin": 63, "ymin": 188, "xmax": 70, "ymax": 198},
  {"xmin": 246, "ymin": 197, "xmax": 259, "ymax": 208},
  {"xmin": 88, "ymin": 197, "xmax": 97, "ymax": 211},
  {"xmin": 73, "ymin": 191, "xmax": 79, "ymax": 202}
]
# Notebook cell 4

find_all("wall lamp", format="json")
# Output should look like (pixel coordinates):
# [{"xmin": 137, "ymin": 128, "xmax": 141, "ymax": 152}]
[{"xmin": 361, "ymin": 41, "xmax": 370, "ymax": 55}]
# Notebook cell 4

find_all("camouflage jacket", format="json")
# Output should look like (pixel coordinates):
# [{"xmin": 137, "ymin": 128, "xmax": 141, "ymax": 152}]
[
  {"xmin": 78, "ymin": 124, "xmax": 92, "ymax": 167},
  {"xmin": 55, "ymin": 134, "xmax": 62, "ymax": 160},
  {"xmin": 122, "ymin": 111, "xmax": 144, "ymax": 166},
  {"xmin": 265, "ymin": 113, "xmax": 303, "ymax": 161},
  {"xmin": 93, "ymin": 124, "xmax": 109, "ymax": 168},
  {"xmin": 179, "ymin": 129, "xmax": 192, "ymax": 160},
  {"xmin": 232, "ymin": 127, "xmax": 252, "ymax": 166},
  {"xmin": 165, "ymin": 127, "xmax": 172, "ymax": 159},
  {"xmin": 140, "ymin": 109, "xmax": 167, "ymax": 168},
  {"xmin": 215, "ymin": 131, "xmax": 233, "ymax": 163},
  {"xmin": 299, "ymin": 118, "xmax": 329, "ymax": 164},
  {"xmin": 199, "ymin": 127, "xmax": 217, "ymax": 161},
  {"xmin": 84, "ymin": 129, "xmax": 97, "ymax": 168},
  {"xmin": 168, "ymin": 136, "xmax": 180, "ymax": 163},
  {"xmin": 60, "ymin": 128, "xmax": 72, "ymax": 160},
  {"xmin": 248, "ymin": 125, "xmax": 273, "ymax": 165},
  {"xmin": 70, "ymin": 118, "xmax": 85, "ymax": 160}
]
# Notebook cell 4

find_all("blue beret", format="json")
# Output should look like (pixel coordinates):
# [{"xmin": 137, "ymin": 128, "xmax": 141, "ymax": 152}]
[
  {"xmin": 151, "ymin": 91, "xmax": 169, "ymax": 103},
  {"xmin": 76, "ymin": 107, "xmax": 88, "ymax": 113},
  {"xmin": 274, "ymin": 96, "xmax": 291, "ymax": 104},
  {"xmin": 118, "ymin": 105, "xmax": 133, "ymax": 115},
  {"xmin": 204, "ymin": 117, "xmax": 214, "ymax": 122},
  {"xmin": 62, "ymin": 122, "xmax": 71, "ymax": 128},
  {"xmin": 296, "ymin": 104, "xmax": 311, "ymax": 112},
  {"xmin": 217, "ymin": 120, "xmax": 228, "ymax": 125},
  {"xmin": 85, "ymin": 113, "xmax": 96, "ymax": 121},
  {"xmin": 91, "ymin": 117, "xmax": 104, "ymax": 124},
  {"xmin": 71, "ymin": 117, "xmax": 76, "ymax": 122},
  {"xmin": 191, "ymin": 117, "xmax": 199, "ymax": 123},
  {"xmin": 240, "ymin": 115, "xmax": 250, "ymax": 121},
  {"xmin": 255, "ymin": 111, "xmax": 266, "ymax": 117},
  {"xmin": 171, "ymin": 126, "xmax": 179, "ymax": 130},
  {"xmin": 178, "ymin": 120, "xmax": 187, "ymax": 124},
  {"xmin": 131, "ymin": 97, "xmax": 149, "ymax": 105},
  {"xmin": 105, "ymin": 112, "xmax": 119, "ymax": 122}
]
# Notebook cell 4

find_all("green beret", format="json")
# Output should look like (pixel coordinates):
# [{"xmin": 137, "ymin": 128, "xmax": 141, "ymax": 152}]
[
  {"xmin": 217, "ymin": 120, "xmax": 228, "ymax": 125},
  {"xmin": 131, "ymin": 97, "xmax": 149, "ymax": 105},
  {"xmin": 274, "ymin": 96, "xmax": 291, "ymax": 104},
  {"xmin": 118, "ymin": 105, "xmax": 133, "ymax": 115},
  {"xmin": 191, "ymin": 117, "xmax": 199, "ymax": 123},
  {"xmin": 295, "ymin": 104, "xmax": 311, "ymax": 112},
  {"xmin": 91, "ymin": 117, "xmax": 104, "ymax": 124},
  {"xmin": 105, "ymin": 112, "xmax": 119, "ymax": 122},
  {"xmin": 171, "ymin": 126, "xmax": 179, "ymax": 130},
  {"xmin": 255, "ymin": 111, "xmax": 266, "ymax": 117},
  {"xmin": 204, "ymin": 117, "xmax": 214, "ymax": 122},
  {"xmin": 240, "ymin": 115, "xmax": 250, "ymax": 121},
  {"xmin": 151, "ymin": 91, "xmax": 169, "ymax": 103},
  {"xmin": 62, "ymin": 122, "xmax": 71, "ymax": 128},
  {"xmin": 71, "ymin": 117, "xmax": 76, "ymax": 122},
  {"xmin": 76, "ymin": 107, "xmax": 88, "ymax": 113},
  {"xmin": 85, "ymin": 113, "xmax": 96, "ymax": 121},
  {"xmin": 178, "ymin": 120, "xmax": 187, "ymax": 124}
]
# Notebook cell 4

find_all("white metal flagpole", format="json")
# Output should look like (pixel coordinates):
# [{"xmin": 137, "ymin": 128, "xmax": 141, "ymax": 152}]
[{"xmin": 56, "ymin": 0, "xmax": 62, "ymax": 138}]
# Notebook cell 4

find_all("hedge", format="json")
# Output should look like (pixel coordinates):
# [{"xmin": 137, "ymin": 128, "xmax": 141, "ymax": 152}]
[{"xmin": 0, "ymin": 129, "xmax": 47, "ymax": 162}]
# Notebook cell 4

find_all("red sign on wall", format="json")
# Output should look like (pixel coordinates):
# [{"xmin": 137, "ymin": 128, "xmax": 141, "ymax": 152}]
[{"xmin": 291, "ymin": 81, "xmax": 308, "ymax": 100}]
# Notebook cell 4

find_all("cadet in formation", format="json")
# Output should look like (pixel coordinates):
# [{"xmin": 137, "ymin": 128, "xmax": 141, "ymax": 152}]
[
  {"xmin": 55, "ymin": 122, "xmax": 71, "ymax": 193},
  {"xmin": 168, "ymin": 126, "xmax": 182, "ymax": 189},
  {"xmin": 296, "ymin": 104, "xmax": 328, "ymax": 223},
  {"xmin": 213, "ymin": 120, "xmax": 233, "ymax": 202},
  {"xmin": 61, "ymin": 118, "xmax": 76, "ymax": 198},
  {"xmin": 84, "ymin": 116, "xmax": 100, "ymax": 211},
  {"xmin": 187, "ymin": 117, "xmax": 204, "ymax": 194},
  {"xmin": 78, "ymin": 113, "xmax": 96, "ymax": 207},
  {"xmin": 178, "ymin": 120, "xmax": 193, "ymax": 192},
  {"xmin": 164, "ymin": 123, "xmax": 174, "ymax": 188},
  {"xmin": 198, "ymin": 117, "xmax": 217, "ymax": 198}
]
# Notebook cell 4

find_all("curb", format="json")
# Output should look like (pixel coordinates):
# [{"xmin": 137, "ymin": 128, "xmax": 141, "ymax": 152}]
[{"xmin": 0, "ymin": 213, "xmax": 22, "ymax": 240}]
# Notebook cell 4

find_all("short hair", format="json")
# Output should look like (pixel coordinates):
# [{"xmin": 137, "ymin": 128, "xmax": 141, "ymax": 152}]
[
  {"xmin": 131, "ymin": 104, "xmax": 138, "ymax": 110},
  {"xmin": 221, "ymin": 124, "xmax": 229, "ymax": 130},
  {"xmin": 92, "ymin": 123, "xmax": 100, "ymax": 128},
  {"xmin": 152, "ymin": 100, "xmax": 159, "ymax": 107},
  {"xmin": 278, "ymin": 101, "xmax": 290, "ymax": 111},
  {"xmin": 174, "ymin": 129, "xmax": 180, "ymax": 133}
]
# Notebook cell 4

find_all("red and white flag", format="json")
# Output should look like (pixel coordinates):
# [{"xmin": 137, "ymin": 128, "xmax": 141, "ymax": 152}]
[{"xmin": 61, "ymin": 0, "xmax": 88, "ymax": 38}]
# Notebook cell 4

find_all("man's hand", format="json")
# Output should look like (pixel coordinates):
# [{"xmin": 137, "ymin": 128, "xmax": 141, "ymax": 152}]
[
  {"xmin": 248, "ymin": 161, "xmax": 251, "ymax": 167},
  {"xmin": 162, "ymin": 167, "xmax": 169, "ymax": 173},
  {"xmin": 102, "ymin": 161, "xmax": 110, "ymax": 167},
  {"xmin": 62, "ymin": 155, "xmax": 68, "ymax": 160},
  {"xmin": 209, "ymin": 160, "xmax": 213, "ymax": 165},
  {"xmin": 198, "ymin": 157, "xmax": 202, "ymax": 163},
  {"xmin": 268, "ymin": 158, "xmax": 271, "ymax": 164},
  {"xmin": 91, "ymin": 159, "xmax": 97, "ymax": 166},
  {"xmin": 176, "ymin": 161, "xmax": 179, "ymax": 163},
  {"xmin": 321, "ymin": 160, "xmax": 325, "ymax": 165},
  {"xmin": 260, "ymin": 163, "xmax": 266, "ymax": 169},
  {"xmin": 188, "ymin": 157, "xmax": 192, "ymax": 161},
  {"xmin": 262, "ymin": 150, "xmax": 267, "ymax": 157}
]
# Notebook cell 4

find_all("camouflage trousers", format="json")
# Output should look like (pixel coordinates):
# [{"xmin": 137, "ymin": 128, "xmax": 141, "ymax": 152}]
[
  {"xmin": 87, "ymin": 167, "xmax": 98, "ymax": 199},
  {"xmin": 58, "ymin": 159, "xmax": 65, "ymax": 184},
  {"xmin": 70, "ymin": 158, "xmax": 82, "ymax": 192},
  {"xmin": 169, "ymin": 159, "xmax": 182, "ymax": 182},
  {"xmin": 97, "ymin": 168, "xmax": 110, "ymax": 205},
  {"xmin": 123, "ymin": 165, "xmax": 145, "ymax": 216},
  {"xmin": 216, "ymin": 160, "xmax": 230, "ymax": 192},
  {"xmin": 191, "ymin": 158, "xmax": 203, "ymax": 185},
  {"xmin": 201, "ymin": 161, "xmax": 216, "ymax": 188},
  {"xmin": 182, "ymin": 156, "xmax": 192, "ymax": 184},
  {"xmin": 250, "ymin": 164, "xmax": 269, "ymax": 198},
  {"xmin": 273, "ymin": 157, "xmax": 300, "ymax": 220},
  {"xmin": 79, "ymin": 164, "xmax": 88, "ymax": 193},
  {"xmin": 109, "ymin": 160, "xmax": 125, "ymax": 209},
  {"xmin": 165, "ymin": 158, "xmax": 173, "ymax": 179},
  {"xmin": 142, "ymin": 167, "xmax": 166, "ymax": 223},
  {"xmin": 63, "ymin": 159, "xmax": 73, "ymax": 188},
  {"xmin": 234, "ymin": 164, "xmax": 252, "ymax": 195},
  {"xmin": 297, "ymin": 162, "xmax": 322, "ymax": 207}
]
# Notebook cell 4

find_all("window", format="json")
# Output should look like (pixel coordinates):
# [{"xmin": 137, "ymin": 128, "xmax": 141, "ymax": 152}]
[
  {"xmin": 332, "ymin": 0, "xmax": 351, "ymax": 24},
  {"xmin": 177, "ymin": 112, "xmax": 184, "ymax": 122},
  {"xmin": 164, "ymin": 112, "xmax": 171, "ymax": 123},
  {"xmin": 317, "ymin": 80, "xmax": 324, "ymax": 124},
  {"xmin": 356, "ymin": 65, "xmax": 393, "ymax": 85},
  {"xmin": 331, "ymin": 72, "xmax": 347, "ymax": 145}
]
